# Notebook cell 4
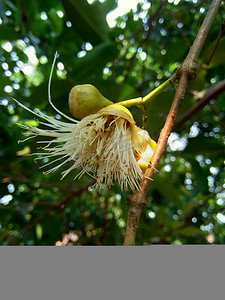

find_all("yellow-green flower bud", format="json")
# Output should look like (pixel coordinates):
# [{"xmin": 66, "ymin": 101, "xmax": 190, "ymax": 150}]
[{"xmin": 69, "ymin": 84, "xmax": 113, "ymax": 120}]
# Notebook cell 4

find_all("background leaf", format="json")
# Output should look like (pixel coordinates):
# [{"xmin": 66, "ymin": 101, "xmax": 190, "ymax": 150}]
[{"xmin": 62, "ymin": 0, "xmax": 111, "ymax": 45}]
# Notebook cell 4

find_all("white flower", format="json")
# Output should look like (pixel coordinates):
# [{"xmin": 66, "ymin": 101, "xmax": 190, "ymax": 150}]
[{"xmin": 14, "ymin": 99, "xmax": 156, "ymax": 191}]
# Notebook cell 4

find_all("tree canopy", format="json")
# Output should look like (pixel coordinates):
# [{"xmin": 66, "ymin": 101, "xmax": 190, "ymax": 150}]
[{"xmin": 0, "ymin": 0, "xmax": 225, "ymax": 245}]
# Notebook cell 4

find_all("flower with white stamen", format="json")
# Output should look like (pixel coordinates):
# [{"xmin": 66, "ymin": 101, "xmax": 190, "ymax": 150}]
[{"xmin": 14, "ymin": 98, "xmax": 156, "ymax": 191}]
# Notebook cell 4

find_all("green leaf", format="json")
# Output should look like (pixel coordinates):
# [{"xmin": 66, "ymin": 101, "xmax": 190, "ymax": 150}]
[
  {"xmin": 214, "ymin": 93, "xmax": 225, "ymax": 112},
  {"xmin": 36, "ymin": 223, "xmax": 43, "ymax": 240},
  {"xmin": 156, "ymin": 206, "xmax": 169, "ymax": 228},
  {"xmin": 62, "ymin": 0, "xmax": 111, "ymax": 45},
  {"xmin": 188, "ymin": 157, "xmax": 208, "ymax": 194},
  {"xmin": 0, "ymin": 75, "xmax": 11, "ymax": 93},
  {"xmin": 171, "ymin": 221, "xmax": 186, "ymax": 231},
  {"xmin": 150, "ymin": 179, "xmax": 182, "ymax": 207},
  {"xmin": 173, "ymin": 226, "xmax": 206, "ymax": 237},
  {"xmin": 47, "ymin": 9, "xmax": 64, "ymax": 37},
  {"xmin": 0, "ymin": 24, "xmax": 20, "ymax": 41},
  {"xmin": 100, "ymin": 0, "xmax": 117, "ymax": 15},
  {"xmin": 0, "ymin": 0, "xmax": 8, "ymax": 23},
  {"xmin": 70, "ymin": 42, "xmax": 118, "ymax": 81},
  {"xmin": 162, "ymin": 38, "xmax": 188, "ymax": 64},
  {"xmin": 182, "ymin": 137, "xmax": 225, "ymax": 155},
  {"xmin": 29, "ymin": 79, "xmax": 72, "ymax": 114},
  {"xmin": 181, "ymin": 198, "xmax": 199, "ymax": 217}
]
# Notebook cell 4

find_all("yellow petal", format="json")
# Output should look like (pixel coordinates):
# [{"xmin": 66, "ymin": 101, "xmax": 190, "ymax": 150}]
[
  {"xmin": 149, "ymin": 138, "xmax": 157, "ymax": 151},
  {"xmin": 138, "ymin": 140, "xmax": 156, "ymax": 171},
  {"xmin": 131, "ymin": 125, "xmax": 150, "ymax": 154},
  {"xmin": 98, "ymin": 104, "xmax": 135, "ymax": 124}
]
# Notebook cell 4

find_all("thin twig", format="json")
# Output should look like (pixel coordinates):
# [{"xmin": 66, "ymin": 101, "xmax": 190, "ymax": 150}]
[
  {"xmin": 123, "ymin": 0, "xmax": 222, "ymax": 246},
  {"xmin": 206, "ymin": 17, "xmax": 225, "ymax": 65},
  {"xmin": 209, "ymin": 103, "xmax": 225, "ymax": 130},
  {"xmin": 174, "ymin": 79, "xmax": 225, "ymax": 130}
]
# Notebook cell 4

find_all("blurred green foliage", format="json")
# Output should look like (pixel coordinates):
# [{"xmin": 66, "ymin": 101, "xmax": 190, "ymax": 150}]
[{"xmin": 0, "ymin": 0, "xmax": 225, "ymax": 245}]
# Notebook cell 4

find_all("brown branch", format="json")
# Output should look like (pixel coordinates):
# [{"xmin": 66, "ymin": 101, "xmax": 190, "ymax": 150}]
[
  {"xmin": 174, "ymin": 79, "xmax": 225, "ymax": 130},
  {"xmin": 123, "ymin": 0, "xmax": 222, "ymax": 246}
]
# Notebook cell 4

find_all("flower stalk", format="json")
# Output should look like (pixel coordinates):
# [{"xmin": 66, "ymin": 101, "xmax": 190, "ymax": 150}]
[{"xmin": 117, "ymin": 73, "xmax": 177, "ymax": 108}]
